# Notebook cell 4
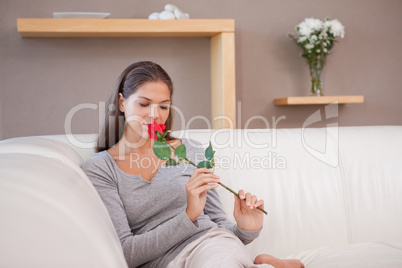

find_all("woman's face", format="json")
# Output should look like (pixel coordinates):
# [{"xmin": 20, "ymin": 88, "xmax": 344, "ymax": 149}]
[{"xmin": 119, "ymin": 81, "xmax": 171, "ymax": 140}]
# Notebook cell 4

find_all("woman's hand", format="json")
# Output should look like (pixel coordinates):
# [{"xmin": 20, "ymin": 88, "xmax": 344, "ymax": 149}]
[
  {"xmin": 233, "ymin": 190, "xmax": 264, "ymax": 231},
  {"xmin": 186, "ymin": 168, "xmax": 220, "ymax": 222}
]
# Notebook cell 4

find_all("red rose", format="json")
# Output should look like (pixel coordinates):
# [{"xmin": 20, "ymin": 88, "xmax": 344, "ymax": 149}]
[{"xmin": 147, "ymin": 119, "xmax": 166, "ymax": 140}]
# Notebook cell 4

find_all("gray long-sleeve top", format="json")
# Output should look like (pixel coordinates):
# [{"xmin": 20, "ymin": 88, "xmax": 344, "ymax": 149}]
[{"xmin": 82, "ymin": 138, "xmax": 261, "ymax": 268}]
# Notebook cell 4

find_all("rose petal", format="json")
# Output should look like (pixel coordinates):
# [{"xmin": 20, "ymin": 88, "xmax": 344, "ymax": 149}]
[{"xmin": 147, "ymin": 119, "xmax": 166, "ymax": 140}]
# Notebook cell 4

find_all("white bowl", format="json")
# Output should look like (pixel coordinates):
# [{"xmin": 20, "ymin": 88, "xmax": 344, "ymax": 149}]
[{"xmin": 53, "ymin": 12, "xmax": 111, "ymax": 19}]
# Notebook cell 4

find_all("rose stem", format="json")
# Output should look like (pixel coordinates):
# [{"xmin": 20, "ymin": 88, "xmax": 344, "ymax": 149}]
[
  {"xmin": 186, "ymin": 158, "xmax": 268, "ymax": 215},
  {"xmin": 165, "ymin": 141, "xmax": 267, "ymax": 215},
  {"xmin": 217, "ymin": 181, "xmax": 268, "ymax": 215}
]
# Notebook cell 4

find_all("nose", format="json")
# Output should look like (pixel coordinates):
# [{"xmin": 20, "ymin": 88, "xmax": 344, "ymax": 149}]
[{"xmin": 149, "ymin": 104, "xmax": 160, "ymax": 120}]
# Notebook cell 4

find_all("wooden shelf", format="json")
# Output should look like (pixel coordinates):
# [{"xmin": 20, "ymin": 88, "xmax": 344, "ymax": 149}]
[
  {"xmin": 17, "ymin": 18, "xmax": 236, "ymax": 129},
  {"xmin": 274, "ymin": 95, "xmax": 364, "ymax": 106},
  {"xmin": 17, "ymin": 19, "xmax": 234, "ymax": 38}
]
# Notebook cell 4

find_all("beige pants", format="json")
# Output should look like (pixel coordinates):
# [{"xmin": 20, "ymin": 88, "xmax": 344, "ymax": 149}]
[{"xmin": 167, "ymin": 226, "xmax": 274, "ymax": 268}]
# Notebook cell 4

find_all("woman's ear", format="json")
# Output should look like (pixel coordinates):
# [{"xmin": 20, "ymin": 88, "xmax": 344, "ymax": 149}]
[{"xmin": 118, "ymin": 93, "xmax": 125, "ymax": 112}]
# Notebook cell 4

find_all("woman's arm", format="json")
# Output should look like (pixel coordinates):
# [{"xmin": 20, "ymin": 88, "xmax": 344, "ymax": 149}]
[{"xmin": 83, "ymin": 156, "xmax": 199, "ymax": 268}]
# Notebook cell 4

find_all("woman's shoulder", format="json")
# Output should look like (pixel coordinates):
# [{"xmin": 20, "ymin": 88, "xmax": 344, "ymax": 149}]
[
  {"xmin": 82, "ymin": 150, "xmax": 110, "ymax": 171},
  {"xmin": 82, "ymin": 150, "xmax": 119, "ymax": 185}
]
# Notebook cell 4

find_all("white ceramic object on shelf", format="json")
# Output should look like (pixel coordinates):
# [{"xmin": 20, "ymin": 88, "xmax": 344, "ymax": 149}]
[
  {"xmin": 53, "ymin": 12, "xmax": 111, "ymax": 19},
  {"xmin": 164, "ymin": 4, "xmax": 178, "ymax": 12},
  {"xmin": 148, "ymin": 12, "xmax": 160, "ymax": 20},
  {"xmin": 148, "ymin": 4, "xmax": 190, "ymax": 20},
  {"xmin": 159, "ymin": 10, "xmax": 175, "ymax": 20},
  {"xmin": 174, "ymin": 9, "xmax": 189, "ymax": 19}
]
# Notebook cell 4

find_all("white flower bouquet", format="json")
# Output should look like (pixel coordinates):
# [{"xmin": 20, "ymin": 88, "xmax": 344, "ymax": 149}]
[{"xmin": 289, "ymin": 18, "xmax": 345, "ymax": 96}]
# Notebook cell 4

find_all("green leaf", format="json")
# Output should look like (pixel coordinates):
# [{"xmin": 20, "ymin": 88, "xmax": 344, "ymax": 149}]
[
  {"xmin": 211, "ymin": 149, "xmax": 216, "ymax": 168},
  {"xmin": 156, "ymin": 131, "xmax": 165, "ymax": 142},
  {"xmin": 156, "ymin": 131, "xmax": 162, "ymax": 139},
  {"xmin": 174, "ymin": 144, "xmax": 187, "ymax": 161},
  {"xmin": 153, "ymin": 141, "xmax": 171, "ymax": 160},
  {"xmin": 165, "ymin": 158, "xmax": 179, "ymax": 167},
  {"xmin": 205, "ymin": 141, "xmax": 215, "ymax": 160},
  {"xmin": 197, "ymin": 160, "xmax": 213, "ymax": 169},
  {"xmin": 162, "ymin": 130, "xmax": 169, "ymax": 138}
]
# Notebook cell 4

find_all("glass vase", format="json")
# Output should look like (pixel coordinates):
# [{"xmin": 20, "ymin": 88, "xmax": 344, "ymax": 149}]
[
  {"xmin": 311, "ymin": 77, "xmax": 323, "ymax": 96},
  {"xmin": 309, "ymin": 64, "xmax": 323, "ymax": 96}
]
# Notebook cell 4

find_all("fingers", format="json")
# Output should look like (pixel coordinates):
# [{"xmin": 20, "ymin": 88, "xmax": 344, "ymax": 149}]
[
  {"xmin": 193, "ymin": 168, "xmax": 213, "ymax": 176},
  {"xmin": 186, "ymin": 168, "xmax": 220, "ymax": 195},
  {"xmin": 237, "ymin": 189, "xmax": 264, "ymax": 210},
  {"xmin": 238, "ymin": 189, "xmax": 245, "ymax": 199},
  {"xmin": 187, "ymin": 175, "xmax": 219, "ymax": 189},
  {"xmin": 254, "ymin": 199, "xmax": 264, "ymax": 210},
  {"xmin": 188, "ymin": 172, "xmax": 219, "ymax": 186},
  {"xmin": 245, "ymin": 192, "xmax": 257, "ymax": 209},
  {"xmin": 189, "ymin": 183, "xmax": 219, "ymax": 196},
  {"xmin": 189, "ymin": 168, "xmax": 217, "ymax": 182}
]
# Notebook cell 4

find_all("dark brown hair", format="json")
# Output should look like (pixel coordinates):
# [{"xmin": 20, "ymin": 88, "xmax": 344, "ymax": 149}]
[{"xmin": 96, "ymin": 61, "xmax": 174, "ymax": 152}]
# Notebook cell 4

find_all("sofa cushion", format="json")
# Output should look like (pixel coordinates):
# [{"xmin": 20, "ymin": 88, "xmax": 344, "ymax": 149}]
[
  {"xmin": 0, "ymin": 136, "xmax": 83, "ymax": 167},
  {"xmin": 332, "ymin": 126, "xmax": 402, "ymax": 244},
  {"xmin": 286, "ymin": 241, "xmax": 402, "ymax": 267},
  {"xmin": 0, "ymin": 136, "xmax": 100, "ymax": 192},
  {"xmin": 0, "ymin": 153, "xmax": 128, "ymax": 268},
  {"xmin": 42, "ymin": 134, "xmax": 98, "ymax": 162}
]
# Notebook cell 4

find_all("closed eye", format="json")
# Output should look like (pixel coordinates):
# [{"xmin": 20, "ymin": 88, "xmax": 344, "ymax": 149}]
[
  {"xmin": 160, "ymin": 105, "xmax": 169, "ymax": 110},
  {"xmin": 139, "ymin": 103, "xmax": 169, "ymax": 110}
]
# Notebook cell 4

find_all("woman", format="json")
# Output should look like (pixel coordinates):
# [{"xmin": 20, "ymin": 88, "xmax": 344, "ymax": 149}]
[{"xmin": 83, "ymin": 61, "xmax": 303, "ymax": 268}]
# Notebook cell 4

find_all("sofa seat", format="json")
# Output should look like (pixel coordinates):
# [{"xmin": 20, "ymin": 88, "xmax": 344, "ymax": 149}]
[{"xmin": 288, "ymin": 241, "xmax": 402, "ymax": 267}]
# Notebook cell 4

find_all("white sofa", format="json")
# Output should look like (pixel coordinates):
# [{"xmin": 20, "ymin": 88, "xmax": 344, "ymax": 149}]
[{"xmin": 0, "ymin": 126, "xmax": 401, "ymax": 268}]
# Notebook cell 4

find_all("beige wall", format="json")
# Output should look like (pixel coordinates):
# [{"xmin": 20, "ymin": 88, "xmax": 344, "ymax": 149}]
[{"xmin": 1, "ymin": 0, "xmax": 401, "ymax": 139}]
